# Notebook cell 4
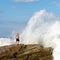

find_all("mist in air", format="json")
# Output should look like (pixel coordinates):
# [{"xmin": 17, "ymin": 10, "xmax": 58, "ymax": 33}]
[{"xmin": 0, "ymin": 10, "xmax": 60, "ymax": 60}]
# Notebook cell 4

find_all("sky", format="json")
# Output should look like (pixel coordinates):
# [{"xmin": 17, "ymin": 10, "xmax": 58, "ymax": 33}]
[{"xmin": 0, "ymin": 0, "xmax": 60, "ymax": 37}]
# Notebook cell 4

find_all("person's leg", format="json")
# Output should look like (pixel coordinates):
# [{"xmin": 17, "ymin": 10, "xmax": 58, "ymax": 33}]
[
  {"xmin": 16, "ymin": 39, "xmax": 17, "ymax": 44},
  {"xmin": 18, "ymin": 39, "xmax": 19, "ymax": 44},
  {"xmin": 16, "ymin": 39, "xmax": 19, "ymax": 44}
]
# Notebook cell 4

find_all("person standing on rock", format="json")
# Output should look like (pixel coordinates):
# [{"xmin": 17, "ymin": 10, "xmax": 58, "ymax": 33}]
[{"xmin": 15, "ymin": 33, "xmax": 20, "ymax": 44}]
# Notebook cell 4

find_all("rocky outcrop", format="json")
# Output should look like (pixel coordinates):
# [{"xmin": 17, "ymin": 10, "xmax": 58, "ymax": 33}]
[{"xmin": 0, "ymin": 44, "xmax": 53, "ymax": 60}]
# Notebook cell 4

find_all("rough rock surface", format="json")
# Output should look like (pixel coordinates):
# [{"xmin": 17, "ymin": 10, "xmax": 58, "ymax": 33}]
[{"xmin": 0, "ymin": 44, "xmax": 53, "ymax": 60}]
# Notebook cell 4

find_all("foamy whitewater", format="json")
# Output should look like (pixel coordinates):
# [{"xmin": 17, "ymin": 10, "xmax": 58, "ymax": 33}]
[{"xmin": 0, "ymin": 10, "xmax": 60, "ymax": 60}]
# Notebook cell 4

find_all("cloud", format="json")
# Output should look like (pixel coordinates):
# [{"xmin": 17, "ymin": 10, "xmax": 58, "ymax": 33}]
[{"xmin": 13, "ymin": 0, "xmax": 38, "ymax": 2}]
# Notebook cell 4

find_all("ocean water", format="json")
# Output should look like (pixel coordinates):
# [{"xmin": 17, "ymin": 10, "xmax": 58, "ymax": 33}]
[{"xmin": 0, "ymin": 10, "xmax": 60, "ymax": 60}]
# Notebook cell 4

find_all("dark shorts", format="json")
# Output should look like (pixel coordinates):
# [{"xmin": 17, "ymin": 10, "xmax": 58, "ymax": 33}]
[{"xmin": 16, "ymin": 39, "xmax": 19, "ymax": 41}]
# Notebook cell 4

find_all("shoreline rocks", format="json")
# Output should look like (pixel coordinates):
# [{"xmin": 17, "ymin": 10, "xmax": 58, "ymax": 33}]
[{"xmin": 0, "ymin": 44, "xmax": 53, "ymax": 60}]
